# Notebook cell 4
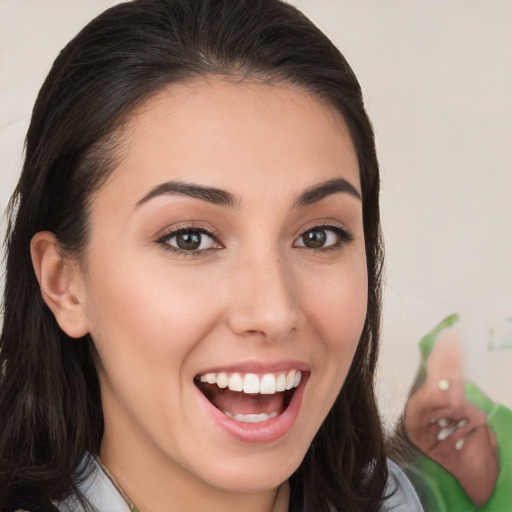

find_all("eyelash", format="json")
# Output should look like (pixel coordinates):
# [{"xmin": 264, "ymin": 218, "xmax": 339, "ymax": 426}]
[
  {"xmin": 156, "ymin": 223, "xmax": 353, "ymax": 257},
  {"xmin": 293, "ymin": 224, "xmax": 353, "ymax": 252},
  {"xmin": 156, "ymin": 226, "xmax": 222, "ymax": 257}
]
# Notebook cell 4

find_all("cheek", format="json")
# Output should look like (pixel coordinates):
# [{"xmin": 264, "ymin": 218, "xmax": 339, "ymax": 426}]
[
  {"xmin": 84, "ymin": 256, "xmax": 218, "ymax": 382},
  {"xmin": 296, "ymin": 257, "xmax": 367, "ymax": 431},
  {"xmin": 302, "ymin": 254, "xmax": 368, "ymax": 403},
  {"xmin": 308, "ymin": 257, "xmax": 368, "ymax": 345}
]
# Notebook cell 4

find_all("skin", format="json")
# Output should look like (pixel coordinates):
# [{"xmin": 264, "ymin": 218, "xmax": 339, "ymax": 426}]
[
  {"xmin": 405, "ymin": 329, "xmax": 499, "ymax": 506},
  {"xmin": 32, "ymin": 79, "xmax": 368, "ymax": 512}
]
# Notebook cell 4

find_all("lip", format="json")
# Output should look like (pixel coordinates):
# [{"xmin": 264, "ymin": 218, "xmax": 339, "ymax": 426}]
[
  {"xmin": 196, "ymin": 359, "xmax": 310, "ymax": 376},
  {"xmin": 195, "ymin": 364, "xmax": 310, "ymax": 444}
]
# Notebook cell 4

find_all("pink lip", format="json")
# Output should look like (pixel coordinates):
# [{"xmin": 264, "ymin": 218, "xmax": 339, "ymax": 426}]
[
  {"xmin": 195, "ymin": 371, "xmax": 309, "ymax": 444},
  {"xmin": 196, "ymin": 359, "xmax": 310, "ymax": 376}
]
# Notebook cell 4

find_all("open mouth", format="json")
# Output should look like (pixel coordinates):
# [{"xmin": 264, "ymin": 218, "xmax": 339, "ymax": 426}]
[{"xmin": 194, "ymin": 370, "xmax": 302, "ymax": 424}]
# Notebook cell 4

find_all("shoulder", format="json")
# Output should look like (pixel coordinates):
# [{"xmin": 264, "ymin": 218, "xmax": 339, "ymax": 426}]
[
  {"xmin": 382, "ymin": 459, "xmax": 424, "ymax": 512},
  {"xmin": 55, "ymin": 454, "xmax": 130, "ymax": 512}
]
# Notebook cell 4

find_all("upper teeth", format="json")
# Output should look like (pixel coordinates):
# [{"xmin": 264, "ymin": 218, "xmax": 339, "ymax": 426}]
[{"xmin": 199, "ymin": 370, "xmax": 302, "ymax": 394}]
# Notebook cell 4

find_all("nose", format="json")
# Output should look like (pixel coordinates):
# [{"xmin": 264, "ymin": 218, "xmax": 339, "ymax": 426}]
[{"xmin": 226, "ymin": 251, "xmax": 300, "ymax": 342}]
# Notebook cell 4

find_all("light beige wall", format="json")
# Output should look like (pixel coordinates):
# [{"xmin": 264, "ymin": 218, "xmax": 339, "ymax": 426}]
[{"xmin": 1, "ymin": 0, "xmax": 511, "ymax": 426}]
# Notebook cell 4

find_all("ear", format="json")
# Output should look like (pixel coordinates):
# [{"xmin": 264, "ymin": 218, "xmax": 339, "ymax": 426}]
[{"xmin": 31, "ymin": 231, "xmax": 89, "ymax": 338}]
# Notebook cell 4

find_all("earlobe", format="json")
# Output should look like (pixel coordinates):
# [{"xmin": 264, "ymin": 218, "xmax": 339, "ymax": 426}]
[{"xmin": 31, "ymin": 231, "xmax": 89, "ymax": 338}]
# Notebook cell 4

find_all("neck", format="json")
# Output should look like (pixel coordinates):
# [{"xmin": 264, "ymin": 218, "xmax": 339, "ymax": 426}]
[{"xmin": 99, "ymin": 438, "xmax": 290, "ymax": 512}]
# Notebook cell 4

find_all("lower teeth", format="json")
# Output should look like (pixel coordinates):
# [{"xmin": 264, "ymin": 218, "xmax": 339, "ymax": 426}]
[{"xmin": 223, "ymin": 411, "xmax": 279, "ymax": 423}]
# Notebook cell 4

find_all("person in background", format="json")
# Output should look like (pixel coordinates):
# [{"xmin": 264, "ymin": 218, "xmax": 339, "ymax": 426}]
[{"xmin": 390, "ymin": 315, "xmax": 511, "ymax": 511}]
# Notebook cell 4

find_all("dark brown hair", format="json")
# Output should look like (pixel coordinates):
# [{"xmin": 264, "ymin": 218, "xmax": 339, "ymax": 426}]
[{"xmin": 0, "ymin": 1, "xmax": 386, "ymax": 510}]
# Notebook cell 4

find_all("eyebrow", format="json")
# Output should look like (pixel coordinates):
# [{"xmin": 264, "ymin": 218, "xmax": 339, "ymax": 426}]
[
  {"xmin": 135, "ymin": 181, "xmax": 239, "ymax": 209},
  {"xmin": 134, "ymin": 176, "xmax": 361, "ymax": 210},
  {"xmin": 292, "ymin": 178, "xmax": 361, "ymax": 208}
]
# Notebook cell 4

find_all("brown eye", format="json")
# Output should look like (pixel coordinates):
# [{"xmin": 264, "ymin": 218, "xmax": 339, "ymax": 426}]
[
  {"xmin": 176, "ymin": 231, "xmax": 202, "ymax": 250},
  {"xmin": 301, "ymin": 230, "xmax": 327, "ymax": 248},
  {"xmin": 294, "ymin": 226, "xmax": 352, "ymax": 250},
  {"xmin": 162, "ymin": 228, "xmax": 219, "ymax": 252}
]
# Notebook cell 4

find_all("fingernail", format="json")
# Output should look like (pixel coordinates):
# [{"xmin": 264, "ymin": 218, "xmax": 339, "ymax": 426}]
[
  {"xmin": 438, "ymin": 418, "xmax": 450, "ymax": 428},
  {"xmin": 455, "ymin": 438, "xmax": 465, "ymax": 451},
  {"xmin": 456, "ymin": 419, "xmax": 468, "ymax": 428}
]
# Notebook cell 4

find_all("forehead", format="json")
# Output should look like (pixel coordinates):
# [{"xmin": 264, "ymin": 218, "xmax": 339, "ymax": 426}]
[{"xmin": 96, "ymin": 78, "xmax": 360, "ymax": 206}]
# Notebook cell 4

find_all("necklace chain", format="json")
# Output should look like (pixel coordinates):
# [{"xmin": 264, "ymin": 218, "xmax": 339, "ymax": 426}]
[
  {"xmin": 95, "ymin": 455, "xmax": 289, "ymax": 512},
  {"xmin": 96, "ymin": 456, "xmax": 141, "ymax": 512}
]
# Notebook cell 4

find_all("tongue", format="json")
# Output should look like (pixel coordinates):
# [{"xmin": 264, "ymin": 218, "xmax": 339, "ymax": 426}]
[{"xmin": 200, "ymin": 384, "xmax": 285, "ymax": 415}]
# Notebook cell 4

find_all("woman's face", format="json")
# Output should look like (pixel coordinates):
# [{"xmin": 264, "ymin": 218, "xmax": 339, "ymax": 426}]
[{"xmin": 78, "ymin": 79, "xmax": 367, "ymax": 504}]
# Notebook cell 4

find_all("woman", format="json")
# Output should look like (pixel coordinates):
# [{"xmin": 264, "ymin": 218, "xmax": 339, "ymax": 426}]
[{"xmin": 0, "ymin": 0, "xmax": 423, "ymax": 510}]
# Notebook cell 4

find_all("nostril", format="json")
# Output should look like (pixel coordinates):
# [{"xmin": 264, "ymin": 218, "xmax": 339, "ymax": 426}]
[
  {"xmin": 227, "ymin": 308, "xmax": 299, "ymax": 341},
  {"xmin": 225, "ymin": 264, "xmax": 300, "ymax": 340}
]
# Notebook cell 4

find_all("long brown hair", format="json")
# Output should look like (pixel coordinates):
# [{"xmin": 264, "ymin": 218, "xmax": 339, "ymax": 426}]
[{"xmin": 0, "ymin": 1, "xmax": 386, "ymax": 510}]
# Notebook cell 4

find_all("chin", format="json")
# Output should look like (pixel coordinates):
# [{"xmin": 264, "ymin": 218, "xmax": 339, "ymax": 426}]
[{"xmin": 192, "ymin": 445, "xmax": 306, "ymax": 494}]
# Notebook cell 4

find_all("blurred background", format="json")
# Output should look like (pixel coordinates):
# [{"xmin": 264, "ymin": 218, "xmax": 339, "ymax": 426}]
[{"xmin": 1, "ymin": 0, "xmax": 511, "ymax": 428}]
